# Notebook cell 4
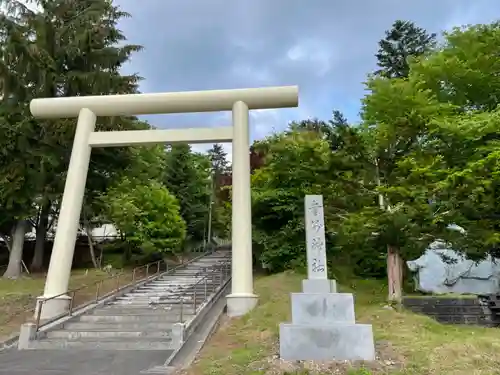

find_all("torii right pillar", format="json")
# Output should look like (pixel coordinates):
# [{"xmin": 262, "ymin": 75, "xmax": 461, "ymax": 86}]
[{"xmin": 226, "ymin": 100, "xmax": 258, "ymax": 317}]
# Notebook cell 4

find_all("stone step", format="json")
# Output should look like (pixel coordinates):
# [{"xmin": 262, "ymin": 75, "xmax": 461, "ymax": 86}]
[
  {"xmin": 94, "ymin": 307, "xmax": 195, "ymax": 315},
  {"xmin": 111, "ymin": 296, "xmax": 201, "ymax": 303},
  {"xmin": 145, "ymin": 279, "xmax": 224, "ymax": 285},
  {"xmin": 46, "ymin": 329, "xmax": 172, "ymax": 339},
  {"xmin": 118, "ymin": 296, "xmax": 192, "ymax": 303},
  {"xmin": 141, "ymin": 282, "xmax": 209, "ymax": 288},
  {"xmin": 178, "ymin": 263, "xmax": 226, "ymax": 269},
  {"xmin": 105, "ymin": 303, "xmax": 198, "ymax": 311},
  {"xmin": 109, "ymin": 302, "xmax": 202, "ymax": 308},
  {"xmin": 140, "ymin": 365, "xmax": 175, "ymax": 374},
  {"xmin": 145, "ymin": 277, "xmax": 221, "ymax": 283},
  {"xmin": 79, "ymin": 314, "xmax": 194, "ymax": 323},
  {"xmin": 115, "ymin": 294, "xmax": 209, "ymax": 302},
  {"xmin": 29, "ymin": 338, "xmax": 175, "ymax": 350},
  {"xmin": 122, "ymin": 289, "xmax": 216, "ymax": 298},
  {"xmin": 63, "ymin": 321, "xmax": 175, "ymax": 330},
  {"xmin": 156, "ymin": 275, "xmax": 199, "ymax": 280},
  {"xmin": 93, "ymin": 307, "xmax": 174, "ymax": 315},
  {"xmin": 135, "ymin": 285, "xmax": 219, "ymax": 292},
  {"xmin": 107, "ymin": 299, "xmax": 198, "ymax": 305},
  {"xmin": 125, "ymin": 286, "xmax": 218, "ymax": 293}
]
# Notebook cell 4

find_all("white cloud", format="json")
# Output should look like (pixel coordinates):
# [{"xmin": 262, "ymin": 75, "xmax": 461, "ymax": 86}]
[{"xmin": 284, "ymin": 39, "xmax": 334, "ymax": 76}]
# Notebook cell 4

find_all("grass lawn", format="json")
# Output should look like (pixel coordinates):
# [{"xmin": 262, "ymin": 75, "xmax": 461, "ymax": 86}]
[
  {"xmin": 0, "ymin": 268, "xmax": 138, "ymax": 341},
  {"xmin": 185, "ymin": 272, "xmax": 500, "ymax": 375}
]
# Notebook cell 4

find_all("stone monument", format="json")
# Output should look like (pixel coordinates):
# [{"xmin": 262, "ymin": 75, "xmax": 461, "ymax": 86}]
[{"xmin": 279, "ymin": 195, "xmax": 376, "ymax": 361}]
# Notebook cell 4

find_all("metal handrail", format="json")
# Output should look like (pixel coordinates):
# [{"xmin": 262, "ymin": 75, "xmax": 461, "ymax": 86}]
[
  {"xmin": 177, "ymin": 260, "xmax": 231, "ymax": 323},
  {"xmin": 34, "ymin": 250, "xmax": 215, "ymax": 331}
]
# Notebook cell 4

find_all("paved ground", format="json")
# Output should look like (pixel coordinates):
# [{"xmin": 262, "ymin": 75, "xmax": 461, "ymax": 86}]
[{"xmin": 0, "ymin": 348, "xmax": 172, "ymax": 375}]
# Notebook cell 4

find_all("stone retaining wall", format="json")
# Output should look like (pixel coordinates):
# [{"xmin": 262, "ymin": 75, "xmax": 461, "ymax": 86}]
[{"xmin": 402, "ymin": 296, "xmax": 500, "ymax": 327}]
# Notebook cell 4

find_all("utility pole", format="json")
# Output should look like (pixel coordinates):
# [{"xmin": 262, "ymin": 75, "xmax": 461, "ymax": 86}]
[{"xmin": 207, "ymin": 170, "xmax": 214, "ymax": 245}]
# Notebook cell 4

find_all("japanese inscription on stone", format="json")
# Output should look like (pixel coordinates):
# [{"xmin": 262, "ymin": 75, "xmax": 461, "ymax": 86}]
[{"xmin": 305, "ymin": 195, "xmax": 327, "ymax": 279}]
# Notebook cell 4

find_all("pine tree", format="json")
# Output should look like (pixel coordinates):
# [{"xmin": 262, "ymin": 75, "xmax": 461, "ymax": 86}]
[
  {"xmin": 0, "ymin": 0, "xmax": 144, "ymax": 272},
  {"xmin": 207, "ymin": 144, "xmax": 229, "ymax": 176},
  {"xmin": 164, "ymin": 144, "xmax": 211, "ymax": 245},
  {"xmin": 375, "ymin": 20, "xmax": 436, "ymax": 79}
]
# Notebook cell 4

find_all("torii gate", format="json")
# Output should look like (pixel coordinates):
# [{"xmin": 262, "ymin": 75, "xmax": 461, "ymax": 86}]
[{"xmin": 30, "ymin": 85, "xmax": 299, "ymax": 320}]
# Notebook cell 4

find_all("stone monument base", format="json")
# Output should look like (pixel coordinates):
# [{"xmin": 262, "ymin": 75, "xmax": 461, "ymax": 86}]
[
  {"xmin": 302, "ymin": 278, "xmax": 337, "ymax": 293},
  {"xmin": 279, "ymin": 278, "xmax": 375, "ymax": 361},
  {"xmin": 279, "ymin": 323, "xmax": 375, "ymax": 361}
]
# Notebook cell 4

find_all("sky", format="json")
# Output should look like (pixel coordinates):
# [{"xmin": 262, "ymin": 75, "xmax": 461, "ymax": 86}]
[
  {"xmin": 22, "ymin": 0, "xmax": 500, "ymax": 160},
  {"xmin": 113, "ymin": 0, "xmax": 500, "ymax": 160}
]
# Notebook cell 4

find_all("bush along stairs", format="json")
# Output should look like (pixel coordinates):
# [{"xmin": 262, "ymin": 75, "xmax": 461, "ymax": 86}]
[{"xmin": 19, "ymin": 249, "xmax": 232, "ymax": 351}]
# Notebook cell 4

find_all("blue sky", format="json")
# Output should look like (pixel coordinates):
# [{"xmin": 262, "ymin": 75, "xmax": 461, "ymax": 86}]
[{"xmin": 116, "ymin": 1, "xmax": 499, "ymax": 158}]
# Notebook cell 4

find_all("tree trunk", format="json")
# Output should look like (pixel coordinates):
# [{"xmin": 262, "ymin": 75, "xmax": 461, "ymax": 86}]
[
  {"xmin": 31, "ymin": 203, "xmax": 50, "ymax": 272},
  {"xmin": 84, "ymin": 223, "xmax": 99, "ymax": 269},
  {"xmin": 387, "ymin": 244, "xmax": 403, "ymax": 305},
  {"xmin": 3, "ymin": 220, "xmax": 27, "ymax": 279}
]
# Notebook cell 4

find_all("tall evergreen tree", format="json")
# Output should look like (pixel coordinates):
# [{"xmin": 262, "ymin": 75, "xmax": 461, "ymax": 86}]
[
  {"xmin": 164, "ymin": 144, "xmax": 211, "ymax": 246},
  {"xmin": 207, "ymin": 143, "xmax": 229, "ymax": 178},
  {"xmin": 0, "ymin": 0, "xmax": 144, "ymax": 273},
  {"xmin": 375, "ymin": 20, "xmax": 436, "ymax": 79}
]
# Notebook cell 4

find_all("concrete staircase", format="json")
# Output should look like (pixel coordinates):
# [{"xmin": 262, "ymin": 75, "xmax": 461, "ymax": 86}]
[{"xmin": 27, "ymin": 250, "xmax": 231, "ymax": 350}]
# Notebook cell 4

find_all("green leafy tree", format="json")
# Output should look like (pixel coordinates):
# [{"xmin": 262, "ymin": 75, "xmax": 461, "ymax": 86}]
[
  {"xmin": 340, "ymin": 19, "xmax": 439, "ymax": 302},
  {"xmin": 398, "ymin": 22, "xmax": 500, "ymax": 262},
  {"xmin": 348, "ymin": 74, "xmax": 454, "ymax": 302},
  {"xmin": 101, "ymin": 177, "xmax": 186, "ymax": 258},
  {"xmin": 82, "ymin": 139, "xmax": 167, "ymax": 268},
  {"xmin": 252, "ymin": 131, "xmax": 333, "ymax": 271},
  {"xmin": 252, "ymin": 129, "xmax": 370, "ymax": 272},
  {"xmin": 402, "ymin": 110, "xmax": 500, "ymax": 260},
  {"xmin": 352, "ymin": 21, "xmax": 500, "ymax": 303},
  {"xmin": 411, "ymin": 22, "xmax": 500, "ymax": 111}
]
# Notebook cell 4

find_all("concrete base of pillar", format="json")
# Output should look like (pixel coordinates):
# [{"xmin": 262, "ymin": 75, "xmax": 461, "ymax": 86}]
[
  {"xmin": 18, "ymin": 323, "xmax": 37, "ymax": 349},
  {"xmin": 226, "ymin": 293, "xmax": 258, "ymax": 317},
  {"xmin": 34, "ymin": 294, "xmax": 72, "ymax": 321}
]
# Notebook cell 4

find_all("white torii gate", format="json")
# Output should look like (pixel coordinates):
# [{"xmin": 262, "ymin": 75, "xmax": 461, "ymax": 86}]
[{"xmin": 30, "ymin": 85, "xmax": 299, "ymax": 319}]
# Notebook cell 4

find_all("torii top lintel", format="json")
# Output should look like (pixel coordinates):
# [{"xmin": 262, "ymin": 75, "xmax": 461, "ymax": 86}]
[{"xmin": 29, "ymin": 85, "xmax": 299, "ymax": 119}]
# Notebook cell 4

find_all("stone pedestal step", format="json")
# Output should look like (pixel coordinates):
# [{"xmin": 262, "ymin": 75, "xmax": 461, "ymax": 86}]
[
  {"xmin": 290, "ymin": 293, "xmax": 356, "ymax": 325},
  {"xmin": 279, "ymin": 323, "xmax": 375, "ymax": 361}
]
